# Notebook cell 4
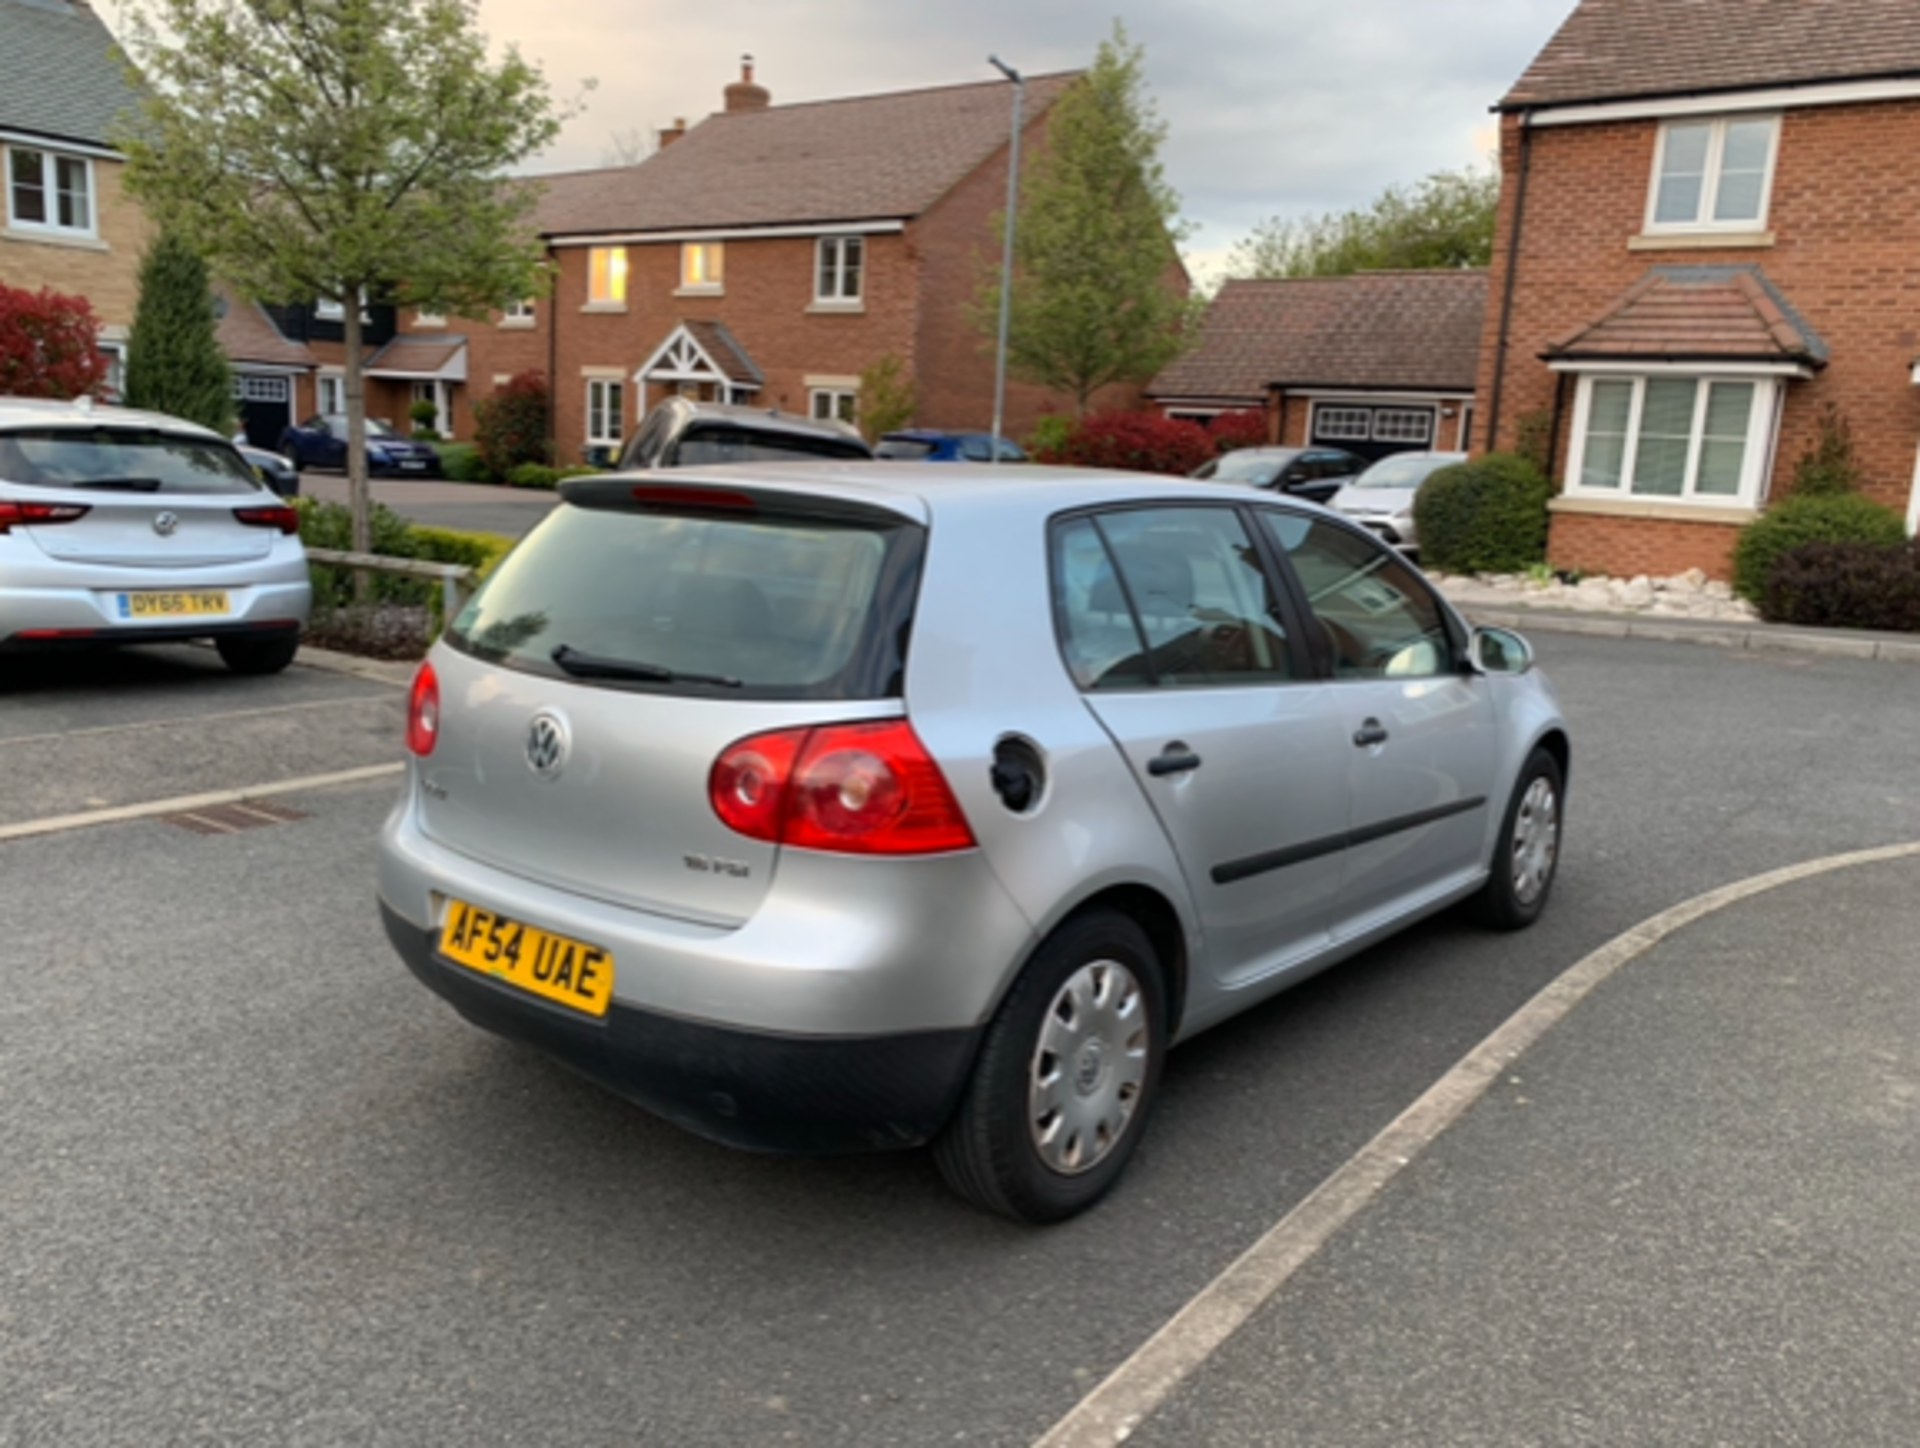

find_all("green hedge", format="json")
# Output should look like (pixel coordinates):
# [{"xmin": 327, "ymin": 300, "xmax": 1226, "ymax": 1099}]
[
  {"xmin": 1411, "ymin": 452, "xmax": 1553, "ymax": 575},
  {"xmin": 437, "ymin": 441, "xmax": 488, "ymax": 482},
  {"xmin": 1731, "ymin": 493, "xmax": 1908, "ymax": 603},
  {"xmin": 295, "ymin": 499, "xmax": 514, "ymax": 615}
]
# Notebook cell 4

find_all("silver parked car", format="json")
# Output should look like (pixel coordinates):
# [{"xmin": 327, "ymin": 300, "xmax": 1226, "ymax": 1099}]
[
  {"xmin": 379, "ymin": 464, "xmax": 1567, "ymax": 1222},
  {"xmin": 1327, "ymin": 449, "xmax": 1468, "ymax": 552},
  {"xmin": 0, "ymin": 397, "xmax": 311, "ymax": 673}
]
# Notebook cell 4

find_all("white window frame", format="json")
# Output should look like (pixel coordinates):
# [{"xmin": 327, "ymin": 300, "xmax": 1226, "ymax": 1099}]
[
  {"xmin": 815, "ymin": 236, "xmax": 864, "ymax": 303},
  {"xmin": 1565, "ymin": 370, "xmax": 1782, "ymax": 508},
  {"xmin": 314, "ymin": 289, "xmax": 370, "ymax": 323},
  {"xmin": 414, "ymin": 309, "xmax": 447, "ymax": 328},
  {"xmin": 1644, "ymin": 115, "xmax": 1780, "ymax": 234},
  {"xmin": 318, "ymin": 373, "xmax": 345, "ymax": 414},
  {"xmin": 5, "ymin": 145, "xmax": 95, "ymax": 237},
  {"xmin": 679, "ymin": 242, "xmax": 724, "ymax": 292},
  {"xmin": 809, "ymin": 387, "xmax": 857, "ymax": 425},
  {"xmin": 586, "ymin": 377, "xmax": 625, "ymax": 447},
  {"xmin": 587, "ymin": 247, "xmax": 628, "ymax": 307}
]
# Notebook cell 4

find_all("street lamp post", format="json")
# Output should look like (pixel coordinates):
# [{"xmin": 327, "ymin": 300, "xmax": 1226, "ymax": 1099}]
[{"xmin": 988, "ymin": 54, "xmax": 1023, "ymax": 467}]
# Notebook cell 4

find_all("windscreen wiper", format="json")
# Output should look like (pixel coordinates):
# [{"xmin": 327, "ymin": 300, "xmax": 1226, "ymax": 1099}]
[
  {"xmin": 550, "ymin": 643, "xmax": 741, "ymax": 688},
  {"xmin": 69, "ymin": 477, "xmax": 164, "ymax": 492}
]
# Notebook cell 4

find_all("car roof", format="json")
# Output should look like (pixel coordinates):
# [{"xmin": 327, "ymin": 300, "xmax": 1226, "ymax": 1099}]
[
  {"xmin": 564, "ymin": 461, "xmax": 1329, "ymax": 529},
  {"xmin": 663, "ymin": 397, "xmax": 865, "ymax": 443},
  {"xmin": 0, "ymin": 396, "xmax": 226, "ymax": 439}
]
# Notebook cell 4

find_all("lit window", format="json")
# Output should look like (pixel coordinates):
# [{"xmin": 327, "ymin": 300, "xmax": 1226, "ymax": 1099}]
[
  {"xmin": 7, "ymin": 147, "xmax": 93, "ymax": 234},
  {"xmin": 587, "ymin": 379, "xmax": 625, "ymax": 446},
  {"xmin": 1648, "ymin": 117, "xmax": 1778, "ymax": 231},
  {"xmin": 810, "ymin": 388, "xmax": 856, "ymax": 425},
  {"xmin": 1570, "ymin": 373, "xmax": 1773, "ymax": 504},
  {"xmin": 681, "ymin": 242, "xmax": 723, "ymax": 290},
  {"xmin": 589, "ymin": 247, "xmax": 628, "ymax": 305},
  {"xmin": 816, "ymin": 236, "xmax": 864, "ymax": 303}
]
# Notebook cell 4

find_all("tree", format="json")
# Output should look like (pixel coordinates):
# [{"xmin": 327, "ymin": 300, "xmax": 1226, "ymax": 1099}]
[
  {"xmin": 1225, "ymin": 164, "xmax": 1499, "ymax": 279},
  {"xmin": 123, "ymin": 232, "xmax": 233, "ymax": 432},
  {"xmin": 116, "ymin": 0, "xmax": 578, "ymax": 555},
  {"xmin": 975, "ymin": 24, "xmax": 1195, "ymax": 416},
  {"xmin": 0, "ymin": 284, "xmax": 110, "ymax": 399},
  {"xmin": 855, "ymin": 354, "xmax": 916, "ymax": 443}
]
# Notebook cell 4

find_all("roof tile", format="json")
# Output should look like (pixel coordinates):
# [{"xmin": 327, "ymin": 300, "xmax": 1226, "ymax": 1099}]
[{"xmin": 1542, "ymin": 264, "xmax": 1827, "ymax": 363}]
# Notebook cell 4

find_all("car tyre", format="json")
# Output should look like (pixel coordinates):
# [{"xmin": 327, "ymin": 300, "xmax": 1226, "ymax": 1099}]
[
  {"xmin": 934, "ymin": 910, "xmax": 1166, "ymax": 1224},
  {"xmin": 1469, "ymin": 746, "xmax": 1562, "ymax": 931},
  {"xmin": 215, "ymin": 629, "xmax": 301, "ymax": 676}
]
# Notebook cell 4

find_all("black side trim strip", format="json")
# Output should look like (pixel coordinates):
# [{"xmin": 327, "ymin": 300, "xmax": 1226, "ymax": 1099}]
[{"xmin": 1211, "ymin": 795, "xmax": 1489, "ymax": 886}]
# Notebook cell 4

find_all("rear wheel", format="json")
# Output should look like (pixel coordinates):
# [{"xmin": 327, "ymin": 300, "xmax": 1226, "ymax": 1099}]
[
  {"xmin": 215, "ymin": 629, "xmax": 301, "ymax": 676},
  {"xmin": 934, "ymin": 910, "xmax": 1166, "ymax": 1224},
  {"xmin": 1470, "ymin": 746, "xmax": 1562, "ymax": 930}
]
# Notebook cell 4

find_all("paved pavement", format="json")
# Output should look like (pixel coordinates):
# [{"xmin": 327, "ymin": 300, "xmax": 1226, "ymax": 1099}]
[{"xmin": 297, "ymin": 471, "xmax": 558, "ymax": 538}]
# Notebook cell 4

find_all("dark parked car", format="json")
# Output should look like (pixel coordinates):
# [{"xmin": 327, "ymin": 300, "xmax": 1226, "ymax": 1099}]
[
  {"xmin": 279, "ymin": 414, "xmax": 442, "ymax": 476},
  {"xmin": 617, "ymin": 398, "xmax": 873, "ymax": 470},
  {"xmin": 875, "ymin": 429, "xmax": 1028, "ymax": 463},
  {"xmin": 235, "ymin": 443, "xmax": 300, "ymax": 497},
  {"xmin": 1190, "ymin": 446, "xmax": 1365, "ymax": 505}
]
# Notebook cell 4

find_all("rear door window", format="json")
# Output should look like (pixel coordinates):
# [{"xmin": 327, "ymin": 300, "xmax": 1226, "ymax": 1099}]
[
  {"xmin": 447, "ymin": 496, "xmax": 923, "ymax": 700},
  {"xmin": 0, "ymin": 428, "xmax": 264, "ymax": 494}
]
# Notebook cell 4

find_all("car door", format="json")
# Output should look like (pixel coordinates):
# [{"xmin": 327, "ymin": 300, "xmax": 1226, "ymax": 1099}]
[
  {"xmin": 1053, "ymin": 505, "xmax": 1350, "ymax": 985},
  {"xmin": 1257, "ymin": 509, "xmax": 1500, "ymax": 936}
]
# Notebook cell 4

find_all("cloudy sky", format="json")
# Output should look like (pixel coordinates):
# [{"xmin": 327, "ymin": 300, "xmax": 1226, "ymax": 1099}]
[{"xmin": 103, "ymin": 0, "xmax": 1578, "ymax": 279}]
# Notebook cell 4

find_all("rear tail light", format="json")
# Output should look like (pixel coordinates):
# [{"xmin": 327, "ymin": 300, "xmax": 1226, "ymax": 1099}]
[
  {"xmin": 234, "ymin": 504, "xmax": 301, "ymax": 535},
  {"xmin": 710, "ymin": 720, "xmax": 976, "ymax": 856},
  {"xmin": 0, "ymin": 502, "xmax": 89, "ymax": 533},
  {"xmin": 406, "ymin": 662, "xmax": 440, "ymax": 757}
]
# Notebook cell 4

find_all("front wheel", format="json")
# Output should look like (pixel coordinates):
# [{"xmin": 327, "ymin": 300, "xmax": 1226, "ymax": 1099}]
[
  {"xmin": 216, "ymin": 629, "xmax": 301, "ymax": 676},
  {"xmin": 1469, "ymin": 746, "xmax": 1563, "ymax": 930},
  {"xmin": 934, "ymin": 910, "xmax": 1166, "ymax": 1224}
]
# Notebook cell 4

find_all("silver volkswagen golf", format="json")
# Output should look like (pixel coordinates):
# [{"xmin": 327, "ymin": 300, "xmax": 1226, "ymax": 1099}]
[
  {"xmin": 0, "ymin": 397, "xmax": 310, "ymax": 672},
  {"xmin": 379, "ymin": 465, "xmax": 1567, "ymax": 1222}
]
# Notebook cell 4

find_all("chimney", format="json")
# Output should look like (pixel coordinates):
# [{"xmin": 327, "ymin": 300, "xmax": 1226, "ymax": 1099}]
[
  {"xmin": 724, "ymin": 55, "xmax": 771, "ymax": 113},
  {"xmin": 658, "ymin": 116, "xmax": 688, "ymax": 148}
]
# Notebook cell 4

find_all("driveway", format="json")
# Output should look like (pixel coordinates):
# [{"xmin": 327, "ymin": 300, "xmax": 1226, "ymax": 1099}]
[
  {"xmin": 4, "ymin": 628, "xmax": 1918, "ymax": 1446},
  {"xmin": 298, "ymin": 471, "xmax": 559, "ymax": 538}
]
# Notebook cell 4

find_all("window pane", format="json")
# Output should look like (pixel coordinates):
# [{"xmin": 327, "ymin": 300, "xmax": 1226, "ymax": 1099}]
[
  {"xmin": 54, "ymin": 156, "xmax": 89, "ymax": 229},
  {"xmin": 1581, "ymin": 379, "xmax": 1633, "ymax": 488},
  {"xmin": 11, "ymin": 148, "xmax": 47, "ymax": 224},
  {"xmin": 1053, "ymin": 518, "xmax": 1151, "ymax": 690},
  {"xmin": 1631, "ymin": 378, "xmax": 1697, "ymax": 496},
  {"xmin": 591, "ymin": 247, "xmax": 627, "ymax": 303},
  {"xmin": 841, "ymin": 236, "xmax": 863, "ymax": 299},
  {"xmin": 1713, "ymin": 120, "xmax": 1772, "ymax": 223},
  {"xmin": 1694, "ymin": 382, "xmax": 1753, "ymax": 495},
  {"xmin": 1264, "ymin": 515, "xmax": 1451, "ymax": 680},
  {"xmin": 1654, "ymin": 123, "xmax": 1710, "ymax": 224},
  {"xmin": 817, "ymin": 240, "xmax": 836, "ymax": 299}
]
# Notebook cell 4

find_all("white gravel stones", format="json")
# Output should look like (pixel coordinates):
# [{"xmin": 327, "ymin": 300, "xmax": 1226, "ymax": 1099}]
[{"xmin": 1430, "ymin": 567, "xmax": 1760, "ymax": 622}]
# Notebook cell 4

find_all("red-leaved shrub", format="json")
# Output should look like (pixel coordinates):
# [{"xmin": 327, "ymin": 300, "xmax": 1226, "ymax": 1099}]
[
  {"xmin": 1760, "ymin": 540, "xmax": 1920, "ymax": 632},
  {"xmin": 0, "ymin": 283, "xmax": 110, "ymax": 400},
  {"xmin": 1032, "ymin": 410, "xmax": 1214, "ymax": 476},
  {"xmin": 1208, "ymin": 408, "xmax": 1269, "ymax": 452},
  {"xmin": 473, "ymin": 370, "xmax": 552, "ymax": 479}
]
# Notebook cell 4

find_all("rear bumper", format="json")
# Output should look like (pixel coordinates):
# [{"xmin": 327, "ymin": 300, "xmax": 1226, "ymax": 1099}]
[{"xmin": 381, "ymin": 900, "xmax": 982, "ymax": 1153}]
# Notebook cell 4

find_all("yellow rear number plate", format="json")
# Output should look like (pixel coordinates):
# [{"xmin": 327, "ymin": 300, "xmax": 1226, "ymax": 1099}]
[
  {"xmin": 119, "ymin": 590, "xmax": 230, "ymax": 618},
  {"xmin": 438, "ymin": 898, "xmax": 614, "ymax": 1017}
]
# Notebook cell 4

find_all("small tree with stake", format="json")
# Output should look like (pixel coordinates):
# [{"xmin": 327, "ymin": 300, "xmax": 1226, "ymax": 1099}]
[{"xmin": 115, "ymin": 0, "xmax": 579, "ymax": 558}]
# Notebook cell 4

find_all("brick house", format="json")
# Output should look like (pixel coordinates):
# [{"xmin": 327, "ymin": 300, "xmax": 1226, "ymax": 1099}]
[
  {"xmin": 460, "ymin": 63, "xmax": 1160, "ymax": 462},
  {"xmin": 1477, "ymin": 0, "xmax": 1920, "ymax": 581},
  {"xmin": 1148, "ymin": 271, "xmax": 1486, "ymax": 460},
  {"xmin": 1, "ymin": 0, "xmax": 148, "ymax": 393}
]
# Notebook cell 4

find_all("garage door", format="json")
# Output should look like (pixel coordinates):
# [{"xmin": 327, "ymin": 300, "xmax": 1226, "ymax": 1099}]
[
  {"xmin": 1309, "ymin": 404, "xmax": 1436, "ymax": 463},
  {"xmin": 233, "ymin": 374, "xmax": 293, "ymax": 448}
]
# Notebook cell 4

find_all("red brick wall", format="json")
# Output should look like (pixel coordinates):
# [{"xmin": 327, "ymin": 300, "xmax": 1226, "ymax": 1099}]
[
  {"xmin": 1477, "ymin": 101, "xmax": 1920, "ymax": 577},
  {"xmin": 1548, "ymin": 511, "xmax": 1741, "ymax": 581}
]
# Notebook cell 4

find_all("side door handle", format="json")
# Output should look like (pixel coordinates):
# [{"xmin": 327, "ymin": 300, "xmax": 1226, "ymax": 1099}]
[
  {"xmin": 1352, "ymin": 718, "xmax": 1389, "ymax": 748},
  {"xmin": 1148, "ymin": 744, "xmax": 1203, "ymax": 777}
]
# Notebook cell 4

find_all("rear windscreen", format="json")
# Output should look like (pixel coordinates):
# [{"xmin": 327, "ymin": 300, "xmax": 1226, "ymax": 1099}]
[
  {"xmin": 446, "ymin": 502, "xmax": 924, "ymax": 699},
  {"xmin": 671, "ymin": 427, "xmax": 871, "ymax": 466},
  {"xmin": 0, "ymin": 428, "xmax": 264, "ymax": 494}
]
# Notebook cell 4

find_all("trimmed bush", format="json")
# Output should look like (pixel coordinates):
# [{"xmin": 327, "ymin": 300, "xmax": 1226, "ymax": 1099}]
[
  {"xmin": 1033, "ymin": 410, "xmax": 1214, "ymax": 476},
  {"xmin": 411, "ymin": 524, "xmax": 514, "ymax": 576},
  {"xmin": 1412, "ymin": 452, "xmax": 1553, "ymax": 575},
  {"xmin": 473, "ymin": 370, "xmax": 551, "ymax": 478},
  {"xmin": 437, "ymin": 441, "xmax": 487, "ymax": 482},
  {"xmin": 1761, "ymin": 540, "xmax": 1920, "ymax": 631},
  {"xmin": 295, "ymin": 497, "xmax": 422, "ymax": 607},
  {"xmin": 507, "ymin": 462, "xmax": 559, "ymax": 489},
  {"xmin": 1730, "ymin": 492, "xmax": 1908, "ymax": 603},
  {"xmin": 1787, "ymin": 403, "xmax": 1864, "ymax": 498},
  {"xmin": 1207, "ymin": 408, "xmax": 1269, "ymax": 452},
  {"xmin": 1025, "ymin": 413, "xmax": 1073, "ymax": 458}
]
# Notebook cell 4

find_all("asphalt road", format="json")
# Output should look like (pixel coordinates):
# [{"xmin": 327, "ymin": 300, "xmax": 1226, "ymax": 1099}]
[
  {"xmin": 297, "ymin": 471, "xmax": 559, "ymax": 539},
  {"xmin": 3, "ymin": 632, "xmax": 1918, "ymax": 1446}
]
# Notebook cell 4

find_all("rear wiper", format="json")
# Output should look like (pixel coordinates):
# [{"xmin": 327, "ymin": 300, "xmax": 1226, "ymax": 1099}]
[
  {"xmin": 550, "ymin": 643, "xmax": 741, "ymax": 688},
  {"xmin": 69, "ymin": 477, "xmax": 163, "ymax": 492}
]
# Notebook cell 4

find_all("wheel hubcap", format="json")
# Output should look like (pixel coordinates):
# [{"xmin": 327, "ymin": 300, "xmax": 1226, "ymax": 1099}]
[
  {"xmin": 1510, "ymin": 776, "xmax": 1559, "ymax": 905},
  {"xmin": 1029, "ymin": 960, "xmax": 1149, "ymax": 1175}
]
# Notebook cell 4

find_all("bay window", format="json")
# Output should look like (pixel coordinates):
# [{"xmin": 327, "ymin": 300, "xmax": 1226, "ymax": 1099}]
[{"xmin": 1569, "ymin": 372, "xmax": 1781, "ymax": 506}]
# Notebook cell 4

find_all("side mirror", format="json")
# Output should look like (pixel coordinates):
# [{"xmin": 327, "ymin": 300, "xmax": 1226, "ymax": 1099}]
[{"xmin": 1469, "ymin": 625, "xmax": 1534, "ymax": 675}]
